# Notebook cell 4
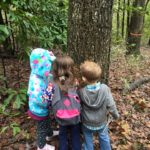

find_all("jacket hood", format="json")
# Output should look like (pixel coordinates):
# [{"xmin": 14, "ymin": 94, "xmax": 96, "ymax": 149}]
[
  {"xmin": 80, "ymin": 83, "xmax": 108, "ymax": 109},
  {"xmin": 30, "ymin": 48, "xmax": 56, "ymax": 78},
  {"xmin": 81, "ymin": 88, "xmax": 105, "ymax": 109}
]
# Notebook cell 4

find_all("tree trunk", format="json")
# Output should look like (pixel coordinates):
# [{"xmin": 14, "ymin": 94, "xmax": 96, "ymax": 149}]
[
  {"xmin": 126, "ymin": 0, "xmax": 130, "ymax": 36},
  {"xmin": 122, "ymin": 0, "xmax": 126, "ymax": 38},
  {"xmin": 148, "ymin": 37, "xmax": 150, "ymax": 46},
  {"xmin": 126, "ymin": 0, "xmax": 147, "ymax": 55},
  {"xmin": 116, "ymin": 0, "xmax": 121, "ymax": 40},
  {"xmin": 67, "ymin": 0, "xmax": 114, "ymax": 83}
]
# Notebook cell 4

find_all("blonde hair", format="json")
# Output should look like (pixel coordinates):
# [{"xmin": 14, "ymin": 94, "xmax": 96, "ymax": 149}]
[{"xmin": 80, "ymin": 61, "xmax": 102, "ymax": 83}]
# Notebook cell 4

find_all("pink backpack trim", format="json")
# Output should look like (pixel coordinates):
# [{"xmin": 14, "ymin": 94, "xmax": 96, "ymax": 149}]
[{"xmin": 56, "ymin": 109, "xmax": 80, "ymax": 118}]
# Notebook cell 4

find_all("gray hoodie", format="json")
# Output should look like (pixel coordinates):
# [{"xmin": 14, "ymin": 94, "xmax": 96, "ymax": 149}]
[{"xmin": 79, "ymin": 84, "xmax": 119, "ymax": 127}]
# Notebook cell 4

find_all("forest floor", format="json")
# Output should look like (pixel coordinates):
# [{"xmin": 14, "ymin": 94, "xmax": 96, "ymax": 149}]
[{"xmin": 0, "ymin": 46, "xmax": 150, "ymax": 150}]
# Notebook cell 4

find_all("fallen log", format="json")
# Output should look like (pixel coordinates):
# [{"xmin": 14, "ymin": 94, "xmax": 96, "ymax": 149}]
[{"xmin": 123, "ymin": 77, "xmax": 150, "ymax": 93}]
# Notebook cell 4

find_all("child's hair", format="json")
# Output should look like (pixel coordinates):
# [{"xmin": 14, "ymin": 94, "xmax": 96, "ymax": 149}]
[
  {"xmin": 52, "ymin": 55, "xmax": 75, "ymax": 93},
  {"xmin": 80, "ymin": 61, "xmax": 102, "ymax": 83}
]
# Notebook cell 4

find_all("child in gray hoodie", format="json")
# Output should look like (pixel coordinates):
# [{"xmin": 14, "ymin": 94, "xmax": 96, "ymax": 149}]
[{"xmin": 78, "ymin": 61, "xmax": 119, "ymax": 150}]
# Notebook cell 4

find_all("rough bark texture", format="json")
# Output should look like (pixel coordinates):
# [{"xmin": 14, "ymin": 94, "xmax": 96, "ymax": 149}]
[
  {"xmin": 126, "ymin": 0, "xmax": 130, "ymax": 36},
  {"xmin": 122, "ymin": 0, "xmax": 126, "ymax": 38},
  {"xmin": 117, "ymin": 0, "xmax": 120, "ymax": 40},
  {"xmin": 126, "ymin": 0, "xmax": 147, "ymax": 55},
  {"xmin": 67, "ymin": 0, "xmax": 114, "ymax": 83}
]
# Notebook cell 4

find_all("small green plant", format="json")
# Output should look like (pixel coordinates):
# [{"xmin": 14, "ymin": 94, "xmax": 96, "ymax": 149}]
[
  {"xmin": 111, "ymin": 45, "xmax": 126, "ymax": 61},
  {"xmin": 0, "ymin": 104, "xmax": 20, "ymax": 116},
  {"xmin": 0, "ymin": 87, "xmax": 27, "ymax": 111},
  {"xmin": 22, "ymin": 130, "xmax": 30, "ymax": 139},
  {"xmin": 1, "ymin": 122, "xmax": 21, "ymax": 136},
  {"xmin": 0, "ymin": 86, "xmax": 27, "ymax": 138},
  {"xmin": 0, "ymin": 25, "xmax": 10, "ymax": 43},
  {"xmin": 126, "ymin": 55, "xmax": 142, "ymax": 69}
]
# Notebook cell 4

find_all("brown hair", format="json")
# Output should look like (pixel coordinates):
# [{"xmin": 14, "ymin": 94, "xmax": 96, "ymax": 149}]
[
  {"xmin": 80, "ymin": 61, "xmax": 102, "ymax": 83},
  {"xmin": 52, "ymin": 55, "xmax": 75, "ymax": 92}
]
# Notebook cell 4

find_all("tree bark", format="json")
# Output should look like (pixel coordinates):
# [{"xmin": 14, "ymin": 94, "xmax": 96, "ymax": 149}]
[
  {"xmin": 116, "ymin": 0, "xmax": 121, "ymax": 40},
  {"xmin": 122, "ymin": 0, "xmax": 126, "ymax": 38},
  {"xmin": 126, "ymin": 0, "xmax": 130, "ymax": 36},
  {"xmin": 1, "ymin": 58, "xmax": 8, "ymax": 88},
  {"xmin": 148, "ymin": 37, "xmax": 150, "ymax": 46},
  {"xmin": 126, "ymin": 0, "xmax": 147, "ymax": 55},
  {"xmin": 67, "ymin": 0, "xmax": 114, "ymax": 83}
]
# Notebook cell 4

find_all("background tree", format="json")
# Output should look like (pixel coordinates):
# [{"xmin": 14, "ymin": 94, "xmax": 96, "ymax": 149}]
[
  {"xmin": 121, "ymin": 0, "xmax": 126, "ymax": 38},
  {"xmin": 116, "ymin": 0, "xmax": 121, "ymax": 40},
  {"xmin": 67, "ymin": 0, "xmax": 114, "ymax": 83},
  {"xmin": 126, "ymin": 0, "xmax": 149, "ymax": 55}
]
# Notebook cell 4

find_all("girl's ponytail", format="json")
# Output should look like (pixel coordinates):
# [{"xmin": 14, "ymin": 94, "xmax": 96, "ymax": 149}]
[{"xmin": 52, "ymin": 55, "xmax": 75, "ymax": 93}]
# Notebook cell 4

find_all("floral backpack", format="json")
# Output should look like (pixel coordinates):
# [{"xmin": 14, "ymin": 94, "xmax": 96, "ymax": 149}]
[{"xmin": 52, "ymin": 84, "xmax": 81, "ymax": 126}]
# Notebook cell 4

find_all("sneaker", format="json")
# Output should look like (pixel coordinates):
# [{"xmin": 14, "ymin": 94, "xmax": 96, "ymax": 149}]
[
  {"xmin": 53, "ymin": 130, "xmax": 59, "ymax": 136},
  {"xmin": 46, "ymin": 130, "xmax": 59, "ymax": 141},
  {"xmin": 37, "ymin": 144, "xmax": 55, "ymax": 150}
]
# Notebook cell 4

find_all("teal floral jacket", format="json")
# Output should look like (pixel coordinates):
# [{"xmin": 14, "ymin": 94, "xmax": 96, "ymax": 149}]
[{"xmin": 27, "ymin": 48, "xmax": 56, "ymax": 120}]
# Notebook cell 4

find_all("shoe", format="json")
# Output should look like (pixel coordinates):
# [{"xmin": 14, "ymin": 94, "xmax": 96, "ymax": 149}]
[
  {"xmin": 53, "ymin": 130, "xmax": 59, "ymax": 136},
  {"xmin": 37, "ymin": 144, "xmax": 55, "ymax": 150},
  {"xmin": 46, "ymin": 130, "xmax": 59, "ymax": 141}
]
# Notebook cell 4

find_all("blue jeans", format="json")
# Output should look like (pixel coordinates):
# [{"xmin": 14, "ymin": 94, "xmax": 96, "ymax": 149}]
[
  {"xmin": 82, "ymin": 125, "xmax": 111, "ymax": 150},
  {"xmin": 59, "ymin": 124, "xmax": 81, "ymax": 150}
]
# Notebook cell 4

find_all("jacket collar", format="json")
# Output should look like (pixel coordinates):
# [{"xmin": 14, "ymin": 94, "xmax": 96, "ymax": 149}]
[{"xmin": 85, "ymin": 82, "xmax": 101, "ymax": 91}]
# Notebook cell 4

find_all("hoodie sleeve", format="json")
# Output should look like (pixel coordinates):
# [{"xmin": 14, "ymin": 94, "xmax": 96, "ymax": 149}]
[{"xmin": 106, "ymin": 86, "xmax": 120, "ymax": 120}]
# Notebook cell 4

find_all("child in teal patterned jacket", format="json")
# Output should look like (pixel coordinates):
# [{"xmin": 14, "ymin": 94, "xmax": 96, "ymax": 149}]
[{"xmin": 27, "ymin": 48, "xmax": 57, "ymax": 150}]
